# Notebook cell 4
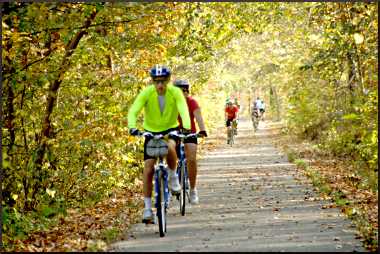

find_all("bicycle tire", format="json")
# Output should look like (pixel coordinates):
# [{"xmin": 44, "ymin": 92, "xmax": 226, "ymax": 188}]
[
  {"xmin": 227, "ymin": 128, "xmax": 233, "ymax": 146},
  {"xmin": 230, "ymin": 128, "xmax": 234, "ymax": 146},
  {"xmin": 157, "ymin": 171, "xmax": 167, "ymax": 237},
  {"xmin": 252, "ymin": 118, "xmax": 258, "ymax": 131},
  {"xmin": 179, "ymin": 163, "xmax": 186, "ymax": 216}
]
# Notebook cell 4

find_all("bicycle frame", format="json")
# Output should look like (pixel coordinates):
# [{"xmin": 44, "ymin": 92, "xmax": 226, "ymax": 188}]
[
  {"xmin": 176, "ymin": 141, "xmax": 190, "ymax": 215},
  {"xmin": 176, "ymin": 142, "xmax": 187, "ymax": 184},
  {"xmin": 175, "ymin": 132, "xmax": 201, "ymax": 215}
]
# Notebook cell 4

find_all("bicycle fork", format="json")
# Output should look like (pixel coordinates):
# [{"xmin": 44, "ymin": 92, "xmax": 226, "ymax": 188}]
[{"xmin": 154, "ymin": 161, "xmax": 169, "ymax": 209}]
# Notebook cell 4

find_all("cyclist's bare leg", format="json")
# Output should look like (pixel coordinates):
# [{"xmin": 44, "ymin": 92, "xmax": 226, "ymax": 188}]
[
  {"xmin": 184, "ymin": 143, "xmax": 197, "ymax": 189},
  {"xmin": 142, "ymin": 158, "xmax": 156, "ymax": 221},
  {"xmin": 143, "ymin": 159, "xmax": 156, "ymax": 198},
  {"xmin": 166, "ymin": 139, "xmax": 181, "ymax": 193}
]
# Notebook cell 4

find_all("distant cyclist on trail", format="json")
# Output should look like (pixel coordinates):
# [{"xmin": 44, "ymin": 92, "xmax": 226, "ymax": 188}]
[
  {"xmin": 174, "ymin": 79, "xmax": 207, "ymax": 205},
  {"xmin": 255, "ymin": 97, "xmax": 265, "ymax": 120},
  {"xmin": 225, "ymin": 99, "xmax": 239, "ymax": 143},
  {"xmin": 127, "ymin": 65, "xmax": 191, "ymax": 223}
]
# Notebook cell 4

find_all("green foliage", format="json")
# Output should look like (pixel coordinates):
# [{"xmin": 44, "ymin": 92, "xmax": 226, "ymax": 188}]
[
  {"xmin": 321, "ymin": 90, "xmax": 378, "ymax": 174},
  {"xmin": 2, "ymin": 205, "xmax": 65, "ymax": 247},
  {"xmin": 100, "ymin": 227, "xmax": 121, "ymax": 243},
  {"xmin": 283, "ymin": 2, "xmax": 378, "ymax": 176},
  {"xmin": 294, "ymin": 159, "xmax": 308, "ymax": 170},
  {"xmin": 286, "ymin": 151, "xmax": 297, "ymax": 163}
]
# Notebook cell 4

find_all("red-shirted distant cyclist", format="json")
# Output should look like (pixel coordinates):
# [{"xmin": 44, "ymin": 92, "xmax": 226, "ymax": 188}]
[
  {"xmin": 174, "ymin": 79, "xmax": 207, "ymax": 205},
  {"xmin": 225, "ymin": 99, "xmax": 239, "ymax": 144}
]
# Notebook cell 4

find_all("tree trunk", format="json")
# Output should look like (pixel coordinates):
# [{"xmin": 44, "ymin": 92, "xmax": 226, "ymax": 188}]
[
  {"xmin": 347, "ymin": 51, "xmax": 357, "ymax": 107},
  {"xmin": 27, "ymin": 9, "xmax": 99, "ymax": 210}
]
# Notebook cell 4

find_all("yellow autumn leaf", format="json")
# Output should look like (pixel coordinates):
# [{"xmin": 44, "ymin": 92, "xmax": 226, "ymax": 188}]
[
  {"xmin": 157, "ymin": 44, "xmax": 166, "ymax": 53},
  {"xmin": 116, "ymin": 25, "xmax": 124, "ymax": 33},
  {"xmin": 353, "ymin": 33, "xmax": 364, "ymax": 44}
]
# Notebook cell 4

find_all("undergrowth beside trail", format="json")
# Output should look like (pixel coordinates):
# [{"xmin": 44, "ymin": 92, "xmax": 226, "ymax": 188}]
[{"xmin": 269, "ymin": 122, "xmax": 378, "ymax": 252}]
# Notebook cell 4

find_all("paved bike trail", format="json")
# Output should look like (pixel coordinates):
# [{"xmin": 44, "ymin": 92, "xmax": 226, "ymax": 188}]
[{"xmin": 108, "ymin": 118, "xmax": 366, "ymax": 252}]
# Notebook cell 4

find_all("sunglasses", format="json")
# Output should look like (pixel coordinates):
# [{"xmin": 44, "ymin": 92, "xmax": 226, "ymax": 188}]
[{"xmin": 152, "ymin": 77, "xmax": 169, "ymax": 83}]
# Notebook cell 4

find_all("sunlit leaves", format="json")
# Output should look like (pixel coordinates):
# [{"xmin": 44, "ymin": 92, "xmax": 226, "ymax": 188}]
[{"xmin": 353, "ymin": 33, "xmax": 364, "ymax": 44}]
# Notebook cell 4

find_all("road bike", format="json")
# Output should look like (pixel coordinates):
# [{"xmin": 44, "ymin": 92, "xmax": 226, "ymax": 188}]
[{"xmin": 135, "ymin": 130, "xmax": 175, "ymax": 237}]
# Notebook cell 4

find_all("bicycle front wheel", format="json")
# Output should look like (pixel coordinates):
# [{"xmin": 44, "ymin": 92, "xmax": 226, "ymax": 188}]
[
  {"xmin": 229, "ymin": 128, "xmax": 234, "ymax": 146},
  {"xmin": 156, "ymin": 171, "xmax": 167, "ymax": 237},
  {"xmin": 227, "ymin": 128, "xmax": 233, "ymax": 146}
]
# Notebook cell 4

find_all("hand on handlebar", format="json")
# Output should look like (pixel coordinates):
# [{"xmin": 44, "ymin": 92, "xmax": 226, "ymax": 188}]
[
  {"xmin": 129, "ymin": 128, "xmax": 139, "ymax": 136},
  {"xmin": 198, "ymin": 130, "xmax": 208, "ymax": 137}
]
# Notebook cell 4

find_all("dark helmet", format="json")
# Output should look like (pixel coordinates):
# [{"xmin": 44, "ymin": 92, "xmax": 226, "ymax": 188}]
[
  {"xmin": 150, "ymin": 65, "xmax": 171, "ymax": 78},
  {"xmin": 174, "ymin": 79, "xmax": 190, "ymax": 90}
]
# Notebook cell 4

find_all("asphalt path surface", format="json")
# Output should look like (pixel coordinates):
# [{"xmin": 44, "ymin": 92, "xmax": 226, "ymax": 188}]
[{"xmin": 109, "ymin": 118, "xmax": 366, "ymax": 252}]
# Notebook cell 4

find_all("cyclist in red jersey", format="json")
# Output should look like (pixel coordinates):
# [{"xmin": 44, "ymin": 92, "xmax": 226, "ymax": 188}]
[
  {"xmin": 225, "ymin": 100, "xmax": 239, "ymax": 142},
  {"xmin": 174, "ymin": 79, "xmax": 207, "ymax": 205}
]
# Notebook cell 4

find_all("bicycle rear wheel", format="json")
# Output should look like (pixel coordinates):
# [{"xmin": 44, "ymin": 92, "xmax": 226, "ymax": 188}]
[
  {"xmin": 156, "ymin": 171, "xmax": 167, "ymax": 237},
  {"xmin": 178, "ymin": 163, "xmax": 186, "ymax": 216}
]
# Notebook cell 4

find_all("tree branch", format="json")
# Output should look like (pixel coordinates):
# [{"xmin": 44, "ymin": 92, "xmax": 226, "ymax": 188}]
[{"xmin": 28, "ymin": 19, "xmax": 135, "ymax": 36}]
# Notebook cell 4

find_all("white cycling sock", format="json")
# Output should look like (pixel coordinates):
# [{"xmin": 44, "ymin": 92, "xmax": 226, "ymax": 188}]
[
  {"xmin": 144, "ymin": 197, "xmax": 152, "ymax": 209},
  {"xmin": 168, "ymin": 168, "xmax": 177, "ymax": 178}
]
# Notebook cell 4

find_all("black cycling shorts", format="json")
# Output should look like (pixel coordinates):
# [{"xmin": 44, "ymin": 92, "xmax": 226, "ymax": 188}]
[
  {"xmin": 143, "ymin": 127, "xmax": 180, "ymax": 161},
  {"xmin": 175, "ymin": 134, "xmax": 197, "ymax": 158},
  {"xmin": 184, "ymin": 135, "xmax": 198, "ymax": 144},
  {"xmin": 226, "ymin": 119, "xmax": 234, "ymax": 127}
]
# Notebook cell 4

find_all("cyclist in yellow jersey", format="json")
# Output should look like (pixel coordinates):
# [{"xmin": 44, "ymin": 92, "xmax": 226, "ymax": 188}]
[{"xmin": 128, "ymin": 65, "xmax": 191, "ymax": 223}]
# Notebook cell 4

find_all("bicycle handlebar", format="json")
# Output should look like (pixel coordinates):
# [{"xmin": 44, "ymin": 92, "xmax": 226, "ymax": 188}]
[{"xmin": 133, "ymin": 130, "xmax": 203, "ymax": 139}]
